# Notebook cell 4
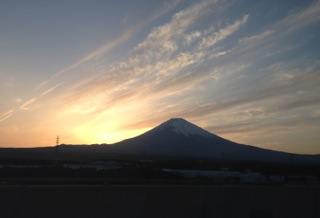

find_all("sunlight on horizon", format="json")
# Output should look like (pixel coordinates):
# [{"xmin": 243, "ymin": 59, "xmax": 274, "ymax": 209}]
[{"xmin": 72, "ymin": 126, "xmax": 152, "ymax": 144}]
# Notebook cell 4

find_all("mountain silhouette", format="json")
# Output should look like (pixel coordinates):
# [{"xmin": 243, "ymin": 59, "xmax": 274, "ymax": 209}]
[{"xmin": 107, "ymin": 118, "xmax": 319, "ymax": 163}]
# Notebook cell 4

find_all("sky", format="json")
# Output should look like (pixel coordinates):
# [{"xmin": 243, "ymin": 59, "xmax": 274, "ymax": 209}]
[{"xmin": 0, "ymin": 0, "xmax": 319, "ymax": 154}]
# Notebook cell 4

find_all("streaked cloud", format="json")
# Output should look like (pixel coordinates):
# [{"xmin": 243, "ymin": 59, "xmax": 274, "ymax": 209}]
[
  {"xmin": 199, "ymin": 14, "xmax": 248, "ymax": 49},
  {"xmin": 36, "ymin": 0, "xmax": 181, "ymax": 89},
  {"xmin": 0, "ymin": 109, "xmax": 15, "ymax": 123},
  {"xmin": 238, "ymin": 29, "xmax": 275, "ymax": 44}
]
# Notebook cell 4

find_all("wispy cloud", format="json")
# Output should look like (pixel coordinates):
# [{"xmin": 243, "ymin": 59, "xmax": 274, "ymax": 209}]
[
  {"xmin": 0, "ymin": 109, "xmax": 15, "ymax": 123},
  {"xmin": 199, "ymin": 14, "xmax": 248, "ymax": 49},
  {"xmin": 0, "ymin": 83, "xmax": 63, "ymax": 124},
  {"xmin": 55, "ymin": 3, "xmax": 318, "ymax": 119},
  {"xmin": 232, "ymin": 1, "xmax": 320, "ymax": 61},
  {"xmin": 278, "ymin": 0, "xmax": 320, "ymax": 33},
  {"xmin": 56, "ymin": 1, "xmax": 314, "ymax": 116},
  {"xmin": 35, "ymin": 0, "xmax": 182, "ymax": 92},
  {"xmin": 20, "ymin": 84, "xmax": 63, "ymax": 111},
  {"xmin": 238, "ymin": 29, "xmax": 275, "ymax": 44}
]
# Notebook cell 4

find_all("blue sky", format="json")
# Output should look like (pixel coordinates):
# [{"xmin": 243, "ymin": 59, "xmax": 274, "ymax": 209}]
[{"xmin": 0, "ymin": 0, "xmax": 319, "ymax": 154}]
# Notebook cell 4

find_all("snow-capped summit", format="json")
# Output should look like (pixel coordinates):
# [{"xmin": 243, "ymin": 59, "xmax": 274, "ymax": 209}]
[
  {"xmin": 111, "ymin": 117, "xmax": 245, "ymax": 158},
  {"xmin": 110, "ymin": 118, "xmax": 304, "ymax": 162},
  {"xmin": 151, "ymin": 118, "xmax": 214, "ymax": 137}
]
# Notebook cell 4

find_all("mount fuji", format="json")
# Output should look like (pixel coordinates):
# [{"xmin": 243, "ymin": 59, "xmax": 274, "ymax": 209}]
[
  {"xmin": 106, "ymin": 118, "xmax": 319, "ymax": 163},
  {"xmin": 0, "ymin": 118, "xmax": 318, "ymax": 164}
]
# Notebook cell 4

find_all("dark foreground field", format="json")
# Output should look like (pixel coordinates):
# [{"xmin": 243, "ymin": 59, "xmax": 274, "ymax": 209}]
[{"xmin": 0, "ymin": 184, "xmax": 319, "ymax": 218}]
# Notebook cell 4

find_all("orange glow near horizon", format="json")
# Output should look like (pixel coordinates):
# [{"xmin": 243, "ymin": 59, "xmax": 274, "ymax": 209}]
[
  {"xmin": 71, "ymin": 127, "xmax": 152, "ymax": 145},
  {"xmin": 53, "ymin": 97, "xmax": 153, "ymax": 144}
]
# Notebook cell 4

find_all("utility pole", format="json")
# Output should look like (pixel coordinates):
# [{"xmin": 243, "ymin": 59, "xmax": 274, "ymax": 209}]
[
  {"xmin": 56, "ymin": 135, "xmax": 59, "ymax": 146},
  {"xmin": 55, "ymin": 135, "xmax": 60, "ymax": 167}
]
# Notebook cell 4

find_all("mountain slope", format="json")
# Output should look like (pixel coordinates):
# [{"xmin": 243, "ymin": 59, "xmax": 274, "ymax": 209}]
[{"xmin": 109, "ymin": 118, "xmax": 310, "ymax": 162}]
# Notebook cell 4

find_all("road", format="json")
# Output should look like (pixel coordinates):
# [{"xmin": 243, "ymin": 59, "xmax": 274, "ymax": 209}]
[{"xmin": 0, "ymin": 183, "xmax": 319, "ymax": 218}]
